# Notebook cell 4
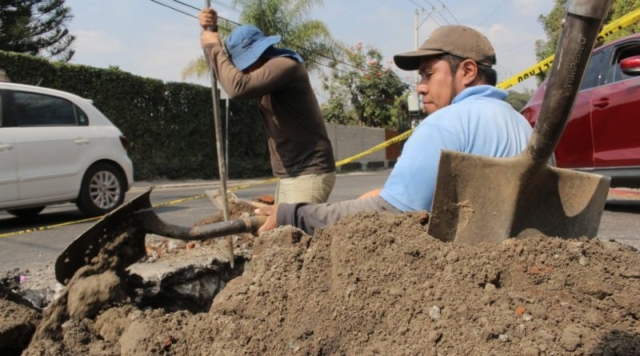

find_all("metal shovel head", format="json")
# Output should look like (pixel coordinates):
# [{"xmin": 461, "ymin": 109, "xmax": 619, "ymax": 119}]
[
  {"xmin": 56, "ymin": 188, "xmax": 267, "ymax": 285},
  {"xmin": 55, "ymin": 189, "xmax": 152, "ymax": 284},
  {"xmin": 427, "ymin": 150, "xmax": 611, "ymax": 245},
  {"xmin": 427, "ymin": 0, "xmax": 613, "ymax": 244}
]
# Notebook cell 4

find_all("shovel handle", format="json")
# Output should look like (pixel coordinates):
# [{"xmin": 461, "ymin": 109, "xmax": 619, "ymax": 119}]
[
  {"xmin": 526, "ymin": 0, "xmax": 611, "ymax": 167},
  {"xmin": 139, "ymin": 210, "xmax": 267, "ymax": 241}
]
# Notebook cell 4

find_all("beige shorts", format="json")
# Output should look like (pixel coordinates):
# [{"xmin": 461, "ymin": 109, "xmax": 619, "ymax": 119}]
[{"xmin": 275, "ymin": 172, "xmax": 336, "ymax": 204}]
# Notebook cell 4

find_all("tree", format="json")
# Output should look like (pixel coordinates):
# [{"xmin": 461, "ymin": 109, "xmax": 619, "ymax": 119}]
[
  {"xmin": 319, "ymin": 82, "xmax": 356, "ymax": 126},
  {"xmin": 535, "ymin": 0, "xmax": 640, "ymax": 80},
  {"xmin": 0, "ymin": 0, "xmax": 75, "ymax": 62},
  {"xmin": 182, "ymin": 0, "xmax": 343, "ymax": 80},
  {"xmin": 608, "ymin": 0, "xmax": 640, "ymax": 40},
  {"xmin": 534, "ymin": 0, "xmax": 567, "ymax": 66},
  {"xmin": 181, "ymin": 16, "xmax": 237, "ymax": 80},
  {"xmin": 321, "ymin": 43, "xmax": 410, "ymax": 128},
  {"xmin": 505, "ymin": 89, "xmax": 533, "ymax": 112}
]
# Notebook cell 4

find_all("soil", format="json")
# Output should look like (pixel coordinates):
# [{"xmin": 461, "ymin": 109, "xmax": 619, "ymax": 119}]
[{"xmin": 2, "ymin": 209, "xmax": 640, "ymax": 356}]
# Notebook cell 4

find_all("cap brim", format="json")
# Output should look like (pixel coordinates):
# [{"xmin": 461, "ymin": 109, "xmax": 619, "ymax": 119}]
[
  {"xmin": 393, "ymin": 49, "xmax": 446, "ymax": 70},
  {"xmin": 232, "ymin": 34, "xmax": 282, "ymax": 71}
]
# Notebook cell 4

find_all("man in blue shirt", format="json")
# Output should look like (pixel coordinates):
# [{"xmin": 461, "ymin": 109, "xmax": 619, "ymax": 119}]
[{"xmin": 256, "ymin": 25, "xmax": 533, "ymax": 235}]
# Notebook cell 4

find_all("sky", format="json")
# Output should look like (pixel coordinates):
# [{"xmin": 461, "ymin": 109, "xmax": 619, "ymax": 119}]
[{"xmin": 63, "ymin": 0, "xmax": 555, "ymax": 102}]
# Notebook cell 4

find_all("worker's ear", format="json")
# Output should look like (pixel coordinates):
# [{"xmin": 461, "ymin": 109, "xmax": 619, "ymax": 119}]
[{"xmin": 458, "ymin": 59, "xmax": 479, "ymax": 86}]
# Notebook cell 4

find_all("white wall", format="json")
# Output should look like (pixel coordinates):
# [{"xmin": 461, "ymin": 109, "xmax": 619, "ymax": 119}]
[{"xmin": 325, "ymin": 123, "xmax": 387, "ymax": 164}]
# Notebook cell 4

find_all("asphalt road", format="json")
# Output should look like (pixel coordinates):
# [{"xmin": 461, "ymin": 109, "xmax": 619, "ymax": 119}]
[
  {"xmin": 1, "ymin": 170, "xmax": 638, "ymax": 273},
  {"xmin": 0, "ymin": 171, "xmax": 389, "ymax": 272}
]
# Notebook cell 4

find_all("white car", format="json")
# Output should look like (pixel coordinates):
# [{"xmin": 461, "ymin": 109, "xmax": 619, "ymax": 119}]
[{"xmin": 0, "ymin": 82, "xmax": 134, "ymax": 218}]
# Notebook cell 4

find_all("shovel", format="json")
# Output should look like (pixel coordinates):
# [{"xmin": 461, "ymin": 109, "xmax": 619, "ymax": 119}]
[
  {"xmin": 427, "ymin": 0, "xmax": 612, "ymax": 244},
  {"xmin": 54, "ymin": 188, "xmax": 266, "ymax": 285}
]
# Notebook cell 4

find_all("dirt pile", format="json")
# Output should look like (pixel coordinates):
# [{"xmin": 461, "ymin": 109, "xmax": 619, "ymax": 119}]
[
  {"xmin": 0, "ymin": 277, "xmax": 41, "ymax": 356},
  {"xmin": 3, "ymin": 211, "xmax": 640, "ymax": 355}
]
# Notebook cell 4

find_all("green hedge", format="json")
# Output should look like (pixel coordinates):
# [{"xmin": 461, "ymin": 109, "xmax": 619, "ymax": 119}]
[{"xmin": 0, "ymin": 51, "xmax": 271, "ymax": 181}]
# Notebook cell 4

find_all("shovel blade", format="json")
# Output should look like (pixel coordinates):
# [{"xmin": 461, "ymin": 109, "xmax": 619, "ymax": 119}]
[
  {"xmin": 55, "ymin": 189, "xmax": 152, "ymax": 284},
  {"xmin": 427, "ymin": 151, "xmax": 610, "ymax": 245}
]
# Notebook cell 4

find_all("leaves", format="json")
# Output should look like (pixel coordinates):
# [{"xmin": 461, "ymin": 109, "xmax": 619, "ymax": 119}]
[
  {"xmin": 321, "ymin": 44, "xmax": 410, "ymax": 128},
  {"xmin": 0, "ymin": 0, "xmax": 75, "ymax": 62},
  {"xmin": 536, "ymin": 0, "xmax": 640, "ymax": 82},
  {"xmin": 505, "ymin": 89, "xmax": 533, "ymax": 112},
  {"xmin": 183, "ymin": 0, "xmax": 343, "ymax": 80}
]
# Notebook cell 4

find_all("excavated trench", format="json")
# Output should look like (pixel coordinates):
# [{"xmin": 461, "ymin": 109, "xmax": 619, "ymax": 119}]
[
  {"xmin": 133, "ymin": 257, "xmax": 247, "ymax": 313},
  {"xmin": 1, "ymin": 250, "xmax": 248, "ymax": 355},
  {"xmin": 1, "ymin": 198, "xmax": 258, "ymax": 355}
]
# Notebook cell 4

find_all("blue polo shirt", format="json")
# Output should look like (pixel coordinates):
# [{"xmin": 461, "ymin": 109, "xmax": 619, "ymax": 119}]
[{"xmin": 380, "ymin": 85, "xmax": 533, "ymax": 212}]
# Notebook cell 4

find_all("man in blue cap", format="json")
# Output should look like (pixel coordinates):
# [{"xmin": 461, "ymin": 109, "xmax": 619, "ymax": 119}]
[{"xmin": 199, "ymin": 7, "xmax": 336, "ymax": 204}]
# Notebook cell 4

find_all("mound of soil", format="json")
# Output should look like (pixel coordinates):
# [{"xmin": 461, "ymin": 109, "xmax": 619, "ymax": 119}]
[{"xmin": 3, "ymin": 211, "xmax": 640, "ymax": 355}]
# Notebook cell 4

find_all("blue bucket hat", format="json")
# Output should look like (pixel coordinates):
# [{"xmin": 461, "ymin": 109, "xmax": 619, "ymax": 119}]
[{"xmin": 225, "ymin": 25, "xmax": 282, "ymax": 71}]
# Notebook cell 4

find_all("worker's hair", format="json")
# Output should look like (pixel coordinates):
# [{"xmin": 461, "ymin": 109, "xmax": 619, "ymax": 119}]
[{"xmin": 441, "ymin": 54, "xmax": 497, "ymax": 86}]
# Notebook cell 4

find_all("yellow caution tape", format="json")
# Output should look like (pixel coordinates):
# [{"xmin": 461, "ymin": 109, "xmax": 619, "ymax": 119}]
[
  {"xmin": 150, "ymin": 193, "xmax": 207, "ymax": 207},
  {"xmin": 599, "ymin": 8, "xmax": 640, "ymax": 42},
  {"xmin": 0, "ymin": 194, "xmax": 209, "ymax": 239},
  {"xmin": 336, "ymin": 129, "xmax": 414, "ymax": 166},
  {"xmin": 497, "ymin": 57, "xmax": 554, "ymax": 90},
  {"xmin": 498, "ymin": 7, "xmax": 640, "ymax": 90},
  {"xmin": 0, "ymin": 216, "xmax": 101, "ymax": 239}
]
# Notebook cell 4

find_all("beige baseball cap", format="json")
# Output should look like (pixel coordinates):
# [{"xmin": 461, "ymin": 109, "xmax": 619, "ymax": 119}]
[{"xmin": 394, "ymin": 25, "xmax": 496, "ymax": 70}]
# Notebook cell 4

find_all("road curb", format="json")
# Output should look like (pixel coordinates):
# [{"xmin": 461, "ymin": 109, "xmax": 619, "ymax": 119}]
[
  {"xmin": 129, "ymin": 180, "xmax": 264, "ymax": 192},
  {"xmin": 129, "ymin": 171, "xmax": 391, "ymax": 193},
  {"xmin": 608, "ymin": 188, "xmax": 640, "ymax": 201}
]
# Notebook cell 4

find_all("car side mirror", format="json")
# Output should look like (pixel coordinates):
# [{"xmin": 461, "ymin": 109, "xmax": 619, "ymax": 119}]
[{"xmin": 620, "ymin": 55, "xmax": 640, "ymax": 76}]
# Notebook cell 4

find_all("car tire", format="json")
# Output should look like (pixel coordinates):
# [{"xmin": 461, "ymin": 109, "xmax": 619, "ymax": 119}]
[
  {"xmin": 7, "ymin": 206, "xmax": 45, "ymax": 218},
  {"xmin": 76, "ymin": 163, "xmax": 126, "ymax": 217}
]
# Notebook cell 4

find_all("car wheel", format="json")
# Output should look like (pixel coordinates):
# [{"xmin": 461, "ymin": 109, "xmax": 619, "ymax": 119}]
[
  {"xmin": 7, "ymin": 206, "xmax": 45, "ymax": 218},
  {"xmin": 76, "ymin": 163, "xmax": 126, "ymax": 216}
]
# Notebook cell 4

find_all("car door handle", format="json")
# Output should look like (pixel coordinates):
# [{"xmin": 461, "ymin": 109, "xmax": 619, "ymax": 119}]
[
  {"xmin": 75, "ymin": 138, "xmax": 90, "ymax": 145},
  {"xmin": 0, "ymin": 143, "xmax": 13, "ymax": 152},
  {"xmin": 593, "ymin": 99, "xmax": 609, "ymax": 108}
]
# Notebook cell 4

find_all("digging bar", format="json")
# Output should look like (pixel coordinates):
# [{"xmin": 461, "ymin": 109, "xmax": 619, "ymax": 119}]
[
  {"xmin": 55, "ymin": 188, "xmax": 266, "ymax": 285},
  {"xmin": 204, "ymin": 0, "xmax": 234, "ymax": 265},
  {"xmin": 427, "ymin": 0, "xmax": 612, "ymax": 244}
]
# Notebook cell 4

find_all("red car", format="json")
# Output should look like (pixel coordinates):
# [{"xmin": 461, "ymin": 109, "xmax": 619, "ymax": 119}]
[{"xmin": 520, "ymin": 33, "xmax": 640, "ymax": 188}]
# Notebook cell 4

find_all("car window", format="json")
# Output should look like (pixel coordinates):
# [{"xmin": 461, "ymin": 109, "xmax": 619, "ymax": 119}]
[
  {"xmin": 76, "ymin": 106, "xmax": 89, "ymax": 125},
  {"xmin": 581, "ymin": 51, "xmax": 605, "ymax": 90},
  {"xmin": 13, "ymin": 91, "xmax": 88, "ymax": 127},
  {"xmin": 0, "ymin": 90, "xmax": 17, "ymax": 127},
  {"xmin": 610, "ymin": 43, "xmax": 640, "ymax": 83}
]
